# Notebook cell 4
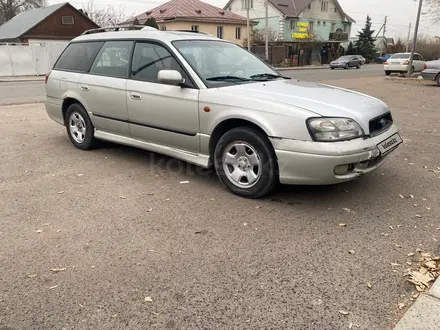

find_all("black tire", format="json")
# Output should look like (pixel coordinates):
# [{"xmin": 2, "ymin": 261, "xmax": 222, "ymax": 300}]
[
  {"xmin": 214, "ymin": 127, "xmax": 278, "ymax": 198},
  {"xmin": 331, "ymin": 67, "xmax": 335, "ymax": 70},
  {"xmin": 385, "ymin": 71, "xmax": 391, "ymax": 76},
  {"xmin": 65, "ymin": 103, "xmax": 97, "ymax": 150},
  {"xmin": 436, "ymin": 74, "xmax": 440, "ymax": 86},
  {"xmin": 344, "ymin": 64, "xmax": 349, "ymax": 69},
  {"xmin": 356, "ymin": 64, "xmax": 361, "ymax": 69}
]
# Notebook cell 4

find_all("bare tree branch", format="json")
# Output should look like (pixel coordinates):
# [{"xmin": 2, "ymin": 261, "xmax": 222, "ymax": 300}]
[
  {"xmin": 0, "ymin": 0, "xmax": 46, "ymax": 24},
  {"xmin": 81, "ymin": 1, "xmax": 131, "ymax": 27}
]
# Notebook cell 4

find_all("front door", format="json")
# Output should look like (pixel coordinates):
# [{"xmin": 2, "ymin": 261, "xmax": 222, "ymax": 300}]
[{"xmin": 126, "ymin": 41, "xmax": 199, "ymax": 153}]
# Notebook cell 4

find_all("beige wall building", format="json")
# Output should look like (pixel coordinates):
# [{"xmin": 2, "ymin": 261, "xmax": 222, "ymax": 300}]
[{"xmin": 129, "ymin": 0, "xmax": 250, "ymax": 45}]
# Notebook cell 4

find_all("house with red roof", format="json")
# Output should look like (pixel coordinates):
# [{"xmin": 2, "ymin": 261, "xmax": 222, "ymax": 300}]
[{"xmin": 127, "ymin": 0, "xmax": 253, "ymax": 45}]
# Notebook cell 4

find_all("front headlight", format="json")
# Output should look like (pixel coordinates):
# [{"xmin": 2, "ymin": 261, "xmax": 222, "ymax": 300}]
[{"xmin": 307, "ymin": 117, "xmax": 364, "ymax": 142}]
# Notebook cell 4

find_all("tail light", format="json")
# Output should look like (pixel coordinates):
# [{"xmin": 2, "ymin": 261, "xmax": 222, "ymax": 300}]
[
  {"xmin": 384, "ymin": 61, "xmax": 388, "ymax": 65},
  {"xmin": 424, "ymin": 63, "xmax": 427, "ymax": 70},
  {"xmin": 45, "ymin": 71, "xmax": 51, "ymax": 84},
  {"xmin": 403, "ymin": 60, "xmax": 409, "ymax": 65}
]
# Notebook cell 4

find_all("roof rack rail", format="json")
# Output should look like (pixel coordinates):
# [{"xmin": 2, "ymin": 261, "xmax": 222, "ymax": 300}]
[
  {"xmin": 171, "ymin": 30, "xmax": 208, "ymax": 34},
  {"xmin": 81, "ymin": 25, "xmax": 149, "ymax": 35}
]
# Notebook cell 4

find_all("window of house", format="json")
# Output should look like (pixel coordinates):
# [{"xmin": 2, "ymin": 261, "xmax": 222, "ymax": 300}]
[
  {"xmin": 317, "ymin": 21, "xmax": 321, "ymax": 26},
  {"xmin": 343, "ymin": 23, "xmax": 348, "ymax": 32},
  {"xmin": 334, "ymin": 6, "xmax": 337, "ymax": 13},
  {"xmin": 61, "ymin": 16, "xmax": 75, "ymax": 25},
  {"xmin": 217, "ymin": 26, "xmax": 224, "ymax": 39},
  {"xmin": 131, "ymin": 42, "xmax": 189, "ymax": 84},
  {"xmin": 290, "ymin": 20, "xmax": 296, "ymax": 30},
  {"xmin": 228, "ymin": 6, "xmax": 232, "ymax": 11},
  {"xmin": 250, "ymin": 0, "xmax": 253, "ymax": 8},
  {"xmin": 191, "ymin": 25, "xmax": 199, "ymax": 31},
  {"xmin": 309, "ymin": 21, "xmax": 314, "ymax": 32},
  {"xmin": 323, "ymin": 21, "xmax": 326, "ymax": 26},
  {"xmin": 90, "ymin": 41, "xmax": 133, "ymax": 78},
  {"xmin": 160, "ymin": 26, "xmax": 166, "ymax": 31},
  {"xmin": 54, "ymin": 42, "xmax": 104, "ymax": 72},
  {"xmin": 235, "ymin": 27, "xmax": 241, "ymax": 39},
  {"xmin": 331, "ymin": 22, "xmax": 336, "ymax": 31},
  {"xmin": 320, "ymin": 1, "xmax": 328, "ymax": 11}
]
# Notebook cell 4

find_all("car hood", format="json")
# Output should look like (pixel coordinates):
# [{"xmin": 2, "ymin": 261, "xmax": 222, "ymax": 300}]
[{"xmin": 222, "ymin": 79, "xmax": 390, "ymax": 133}]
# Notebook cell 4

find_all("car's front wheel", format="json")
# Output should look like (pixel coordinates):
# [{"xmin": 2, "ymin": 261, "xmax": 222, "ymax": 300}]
[
  {"xmin": 65, "ymin": 103, "xmax": 97, "ymax": 150},
  {"xmin": 436, "ymin": 74, "xmax": 440, "ymax": 86},
  {"xmin": 344, "ymin": 64, "xmax": 349, "ymax": 69},
  {"xmin": 214, "ymin": 127, "xmax": 278, "ymax": 198},
  {"xmin": 356, "ymin": 64, "xmax": 361, "ymax": 69},
  {"xmin": 385, "ymin": 71, "xmax": 391, "ymax": 76}
]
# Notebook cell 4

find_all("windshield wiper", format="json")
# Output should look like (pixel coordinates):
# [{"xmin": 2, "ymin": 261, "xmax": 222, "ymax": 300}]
[
  {"xmin": 250, "ymin": 73, "xmax": 291, "ymax": 80},
  {"xmin": 206, "ymin": 75, "xmax": 251, "ymax": 82}
]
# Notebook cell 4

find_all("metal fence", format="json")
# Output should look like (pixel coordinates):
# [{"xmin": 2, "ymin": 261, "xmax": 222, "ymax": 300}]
[{"xmin": 0, "ymin": 43, "xmax": 68, "ymax": 77}]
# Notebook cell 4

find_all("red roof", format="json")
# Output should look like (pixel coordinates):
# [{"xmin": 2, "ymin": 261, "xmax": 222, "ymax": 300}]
[{"xmin": 132, "ymin": 0, "xmax": 248, "ymax": 24}]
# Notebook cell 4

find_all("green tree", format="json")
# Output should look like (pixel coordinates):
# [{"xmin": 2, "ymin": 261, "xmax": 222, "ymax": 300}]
[
  {"xmin": 346, "ymin": 41, "xmax": 355, "ymax": 55},
  {"xmin": 144, "ymin": 17, "xmax": 158, "ymax": 29},
  {"xmin": 355, "ymin": 16, "xmax": 376, "ymax": 62}
]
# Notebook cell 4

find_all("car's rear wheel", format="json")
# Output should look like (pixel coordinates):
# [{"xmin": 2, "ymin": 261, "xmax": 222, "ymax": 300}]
[
  {"xmin": 65, "ymin": 103, "xmax": 97, "ymax": 150},
  {"xmin": 385, "ymin": 71, "xmax": 391, "ymax": 76},
  {"xmin": 344, "ymin": 64, "xmax": 349, "ymax": 69},
  {"xmin": 436, "ymin": 74, "xmax": 440, "ymax": 86},
  {"xmin": 214, "ymin": 127, "xmax": 278, "ymax": 198},
  {"xmin": 331, "ymin": 67, "xmax": 335, "ymax": 70},
  {"xmin": 356, "ymin": 64, "xmax": 361, "ymax": 69}
]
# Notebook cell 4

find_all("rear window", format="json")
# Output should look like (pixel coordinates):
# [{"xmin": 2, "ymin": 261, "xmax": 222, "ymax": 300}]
[
  {"xmin": 54, "ymin": 42, "xmax": 104, "ymax": 72},
  {"xmin": 390, "ymin": 54, "xmax": 410, "ymax": 59}
]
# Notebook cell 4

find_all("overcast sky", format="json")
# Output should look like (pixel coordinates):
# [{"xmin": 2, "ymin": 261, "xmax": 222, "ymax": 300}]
[{"xmin": 63, "ymin": 0, "xmax": 439, "ymax": 39}]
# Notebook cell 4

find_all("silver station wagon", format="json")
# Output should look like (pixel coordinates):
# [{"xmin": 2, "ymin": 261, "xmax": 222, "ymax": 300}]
[{"xmin": 45, "ymin": 26, "xmax": 402, "ymax": 198}]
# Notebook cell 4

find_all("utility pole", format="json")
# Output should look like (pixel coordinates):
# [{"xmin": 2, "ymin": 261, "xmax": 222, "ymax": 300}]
[
  {"xmin": 264, "ymin": 0, "xmax": 268, "ymax": 61},
  {"xmin": 407, "ymin": 0, "xmax": 423, "ymax": 76},
  {"xmin": 406, "ymin": 22, "xmax": 411, "ymax": 52},
  {"xmin": 383, "ymin": 16, "xmax": 387, "ymax": 39},
  {"xmin": 246, "ymin": 0, "xmax": 250, "ymax": 51}
]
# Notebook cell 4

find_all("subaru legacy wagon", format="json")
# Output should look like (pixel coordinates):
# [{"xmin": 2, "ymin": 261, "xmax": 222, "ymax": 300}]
[{"xmin": 45, "ymin": 26, "xmax": 402, "ymax": 198}]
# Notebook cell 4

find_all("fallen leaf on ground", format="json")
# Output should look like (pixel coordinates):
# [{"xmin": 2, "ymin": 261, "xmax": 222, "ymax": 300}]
[
  {"xmin": 36, "ymin": 229, "xmax": 42, "ymax": 233},
  {"xmin": 413, "ymin": 204, "xmax": 417, "ymax": 207},
  {"xmin": 27, "ymin": 274, "xmax": 37, "ymax": 278},
  {"xmin": 119, "ymin": 196, "xmax": 126, "ymax": 199},
  {"xmin": 43, "ymin": 223, "xmax": 50, "ymax": 226},
  {"xmin": 144, "ymin": 297, "xmax": 153, "ymax": 302},
  {"xmin": 396, "ymin": 244, "xmax": 402, "ymax": 248},
  {"xmin": 416, "ymin": 248, "xmax": 423, "ymax": 253},
  {"xmin": 255, "ymin": 205, "xmax": 262, "ymax": 209},
  {"xmin": 49, "ymin": 285, "xmax": 59, "ymax": 289},
  {"xmin": 77, "ymin": 174, "xmax": 84, "ymax": 177},
  {"xmin": 426, "ymin": 207, "xmax": 431, "ymax": 210},
  {"xmin": 424, "ymin": 260, "xmax": 436, "ymax": 269},
  {"xmin": 339, "ymin": 223, "xmax": 347, "ymax": 227},
  {"xmin": 339, "ymin": 310, "xmax": 349, "ymax": 315},
  {"xmin": 342, "ymin": 208, "xmax": 351, "ymax": 212},
  {"xmin": 398, "ymin": 303, "xmax": 405, "ymax": 310},
  {"xmin": 179, "ymin": 181, "xmax": 189, "ymax": 184},
  {"xmin": 390, "ymin": 262, "xmax": 401, "ymax": 266},
  {"xmin": 112, "ymin": 314, "xmax": 118, "ymax": 318},
  {"xmin": 165, "ymin": 198, "xmax": 170, "ymax": 201},
  {"xmin": 146, "ymin": 208, "xmax": 153, "ymax": 212},
  {"xmin": 399, "ymin": 194, "xmax": 405, "ymax": 199},
  {"xmin": 367, "ymin": 282, "xmax": 372, "ymax": 289},
  {"xmin": 243, "ymin": 223, "xmax": 247, "ymax": 226},
  {"xmin": 349, "ymin": 250, "xmax": 355, "ymax": 254},
  {"xmin": 57, "ymin": 191, "xmax": 64, "ymax": 194},
  {"xmin": 415, "ymin": 215, "xmax": 422, "ymax": 218},
  {"xmin": 57, "ymin": 229, "xmax": 61, "ymax": 233},
  {"xmin": 50, "ymin": 268, "xmax": 66, "ymax": 273},
  {"xmin": 409, "ymin": 195, "xmax": 414, "ymax": 199},
  {"xmin": 389, "ymin": 225, "xmax": 394, "ymax": 230}
]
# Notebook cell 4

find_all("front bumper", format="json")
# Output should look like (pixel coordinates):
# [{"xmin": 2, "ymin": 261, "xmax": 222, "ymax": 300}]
[
  {"xmin": 330, "ymin": 63, "xmax": 347, "ymax": 68},
  {"xmin": 270, "ymin": 124, "xmax": 400, "ymax": 185}
]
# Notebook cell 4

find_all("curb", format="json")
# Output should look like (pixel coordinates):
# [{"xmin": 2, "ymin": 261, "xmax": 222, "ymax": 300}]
[
  {"xmin": 0, "ymin": 78, "xmax": 45, "ymax": 82},
  {"xmin": 276, "ymin": 66, "xmax": 329, "ymax": 71},
  {"xmin": 393, "ymin": 278, "xmax": 440, "ymax": 330}
]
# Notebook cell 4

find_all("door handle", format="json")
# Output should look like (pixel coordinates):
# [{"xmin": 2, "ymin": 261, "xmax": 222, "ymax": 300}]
[
  {"xmin": 130, "ymin": 92, "xmax": 142, "ymax": 100},
  {"xmin": 80, "ymin": 85, "xmax": 89, "ymax": 91}
]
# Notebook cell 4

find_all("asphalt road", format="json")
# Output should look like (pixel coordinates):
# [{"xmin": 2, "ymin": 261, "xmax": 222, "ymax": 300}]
[
  {"xmin": 1, "ymin": 75, "xmax": 440, "ymax": 330},
  {"xmin": 0, "ymin": 65, "xmax": 385, "ymax": 106}
]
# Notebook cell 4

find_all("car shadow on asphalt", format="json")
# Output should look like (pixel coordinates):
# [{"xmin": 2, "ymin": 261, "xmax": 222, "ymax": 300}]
[{"xmin": 95, "ymin": 141, "xmax": 372, "ymax": 206}]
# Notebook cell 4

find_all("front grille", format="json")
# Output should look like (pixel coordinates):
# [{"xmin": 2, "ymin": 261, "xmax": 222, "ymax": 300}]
[{"xmin": 369, "ymin": 112, "xmax": 393, "ymax": 136}]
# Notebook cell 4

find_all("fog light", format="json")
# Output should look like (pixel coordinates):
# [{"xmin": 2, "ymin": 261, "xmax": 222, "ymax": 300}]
[{"xmin": 334, "ymin": 165, "xmax": 349, "ymax": 175}]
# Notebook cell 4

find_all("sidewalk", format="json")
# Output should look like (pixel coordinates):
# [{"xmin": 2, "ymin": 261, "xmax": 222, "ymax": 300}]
[
  {"xmin": 394, "ymin": 278, "xmax": 440, "ymax": 330},
  {"xmin": 0, "ymin": 75, "xmax": 45, "ymax": 82}
]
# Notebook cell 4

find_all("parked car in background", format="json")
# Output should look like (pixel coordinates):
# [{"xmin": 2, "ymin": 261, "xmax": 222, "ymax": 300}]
[
  {"xmin": 384, "ymin": 53, "xmax": 426, "ymax": 76},
  {"xmin": 376, "ymin": 54, "xmax": 393, "ymax": 63},
  {"xmin": 421, "ymin": 60, "xmax": 440, "ymax": 86},
  {"xmin": 45, "ymin": 26, "xmax": 402, "ymax": 198},
  {"xmin": 330, "ymin": 55, "xmax": 362, "ymax": 69},
  {"xmin": 358, "ymin": 55, "xmax": 366, "ymax": 65}
]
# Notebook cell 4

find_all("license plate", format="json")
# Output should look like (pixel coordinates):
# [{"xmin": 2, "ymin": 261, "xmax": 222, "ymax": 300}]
[{"xmin": 377, "ymin": 133, "xmax": 403, "ymax": 154}]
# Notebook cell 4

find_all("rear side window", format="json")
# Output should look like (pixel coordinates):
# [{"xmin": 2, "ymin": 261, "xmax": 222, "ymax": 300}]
[
  {"xmin": 54, "ymin": 42, "xmax": 103, "ymax": 72},
  {"xmin": 90, "ymin": 41, "xmax": 133, "ymax": 78}
]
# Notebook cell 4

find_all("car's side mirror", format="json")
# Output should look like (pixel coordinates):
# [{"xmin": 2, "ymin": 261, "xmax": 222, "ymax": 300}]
[{"xmin": 157, "ymin": 70, "xmax": 185, "ymax": 86}]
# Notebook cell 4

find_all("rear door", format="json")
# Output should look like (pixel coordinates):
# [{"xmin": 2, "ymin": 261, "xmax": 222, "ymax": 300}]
[
  {"xmin": 414, "ymin": 54, "xmax": 425, "ymax": 72},
  {"xmin": 79, "ymin": 41, "xmax": 133, "ymax": 137},
  {"xmin": 351, "ymin": 56, "xmax": 358, "ymax": 67}
]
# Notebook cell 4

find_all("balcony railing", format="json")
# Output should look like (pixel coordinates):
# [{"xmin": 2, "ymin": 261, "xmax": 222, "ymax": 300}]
[{"xmin": 329, "ymin": 32, "xmax": 349, "ymax": 41}]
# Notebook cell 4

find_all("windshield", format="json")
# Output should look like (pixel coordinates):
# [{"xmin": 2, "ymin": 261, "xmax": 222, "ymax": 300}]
[
  {"xmin": 390, "ymin": 53, "xmax": 410, "ymax": 59},
  {"xmin": 173, "ymin": 40, "xmax": 281, "ymax": 87},
  {"xmin": 337, "ymin": 56, "xmax": 352, "ymax": 61}
]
